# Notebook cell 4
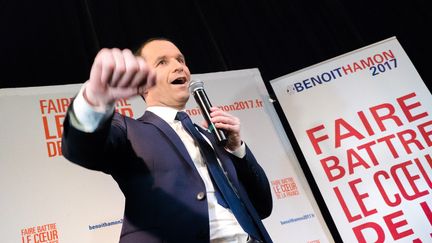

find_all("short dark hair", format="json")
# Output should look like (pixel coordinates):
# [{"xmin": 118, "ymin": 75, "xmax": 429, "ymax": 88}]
[
  {"xmin": 134, "ymin": 37, "xmax": 175, "ymax": 56},
  {"xmin": 133, "ymin": 37, "xmax": 178, "ymax": 102}
]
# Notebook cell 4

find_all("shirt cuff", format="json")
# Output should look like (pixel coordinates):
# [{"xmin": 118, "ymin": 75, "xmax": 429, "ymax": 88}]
[
  {"xmin": 70, "ymin": 83, "xmax": 115, "ymax": 132},
  {"xmin": 226, "ymin": 142, "xmax": 246, "ymax": 158}
]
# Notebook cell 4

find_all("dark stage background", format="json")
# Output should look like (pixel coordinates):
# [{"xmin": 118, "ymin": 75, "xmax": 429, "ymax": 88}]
[
  {"xmin": 1, "ymin": 0, "xmax": 431, "ymax": 90},
  {"xmin": 1, "ymin": 0, "xmax": 431, "ymax": 241}
]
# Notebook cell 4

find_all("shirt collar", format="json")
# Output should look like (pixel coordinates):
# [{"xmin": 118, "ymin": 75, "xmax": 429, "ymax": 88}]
[{"xmin": 146, "ymin": 106, "xmax": 182, "ymax": 124}]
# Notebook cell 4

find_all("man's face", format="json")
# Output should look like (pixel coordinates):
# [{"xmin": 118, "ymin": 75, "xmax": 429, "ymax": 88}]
[{"xmin": 140, "ymin": 40, "xmax": 191, "ymax": 109}]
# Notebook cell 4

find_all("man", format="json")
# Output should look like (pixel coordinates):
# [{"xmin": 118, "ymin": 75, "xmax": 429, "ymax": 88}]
[{"xmin": 62, "ymin": 38, "xmax": 273, "ymax": 243}]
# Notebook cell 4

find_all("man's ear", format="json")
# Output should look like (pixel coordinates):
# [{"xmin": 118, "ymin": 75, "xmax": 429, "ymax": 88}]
[{"xmin": 142, "ymin": 88, "xmax": 150, "ymax": 102}]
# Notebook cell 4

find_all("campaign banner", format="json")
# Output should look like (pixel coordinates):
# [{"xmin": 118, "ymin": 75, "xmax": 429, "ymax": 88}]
[
  {"xmin": 270, "ymin": 37, "xmax": 432, "ymax": 242},
  {"xmin": 0, "ymin": 69, "xmax": 331, "ymax": 242}
]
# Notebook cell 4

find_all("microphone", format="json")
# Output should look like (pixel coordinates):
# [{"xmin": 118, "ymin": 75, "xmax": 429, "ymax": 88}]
[{"xmin": 189, "ymin": 79, "xmax": 228, "ymax": 146}]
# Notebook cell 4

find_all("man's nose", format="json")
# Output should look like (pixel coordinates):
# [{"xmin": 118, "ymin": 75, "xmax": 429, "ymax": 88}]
[{"xmin": 172, "ymin": 60, "xmax": 184, "ymax": 73}]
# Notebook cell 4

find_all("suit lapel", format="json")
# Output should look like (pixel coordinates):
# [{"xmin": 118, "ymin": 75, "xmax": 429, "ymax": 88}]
[
  {"xmin": 138, "ymin": 111, "xmax": 241, "ymax": 191},
  {"xmin": 197, "ymin": 126, "xmax": 242, "ymax": 190},
  {"xmin": 138, "ymin": 111, "xmax": 197, "ymax": 170}
]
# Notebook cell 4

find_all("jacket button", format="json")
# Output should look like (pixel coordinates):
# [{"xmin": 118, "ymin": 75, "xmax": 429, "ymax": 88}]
[{"xmin": 196, "ymin": 192, "xmax": 206, "ymax": 200}]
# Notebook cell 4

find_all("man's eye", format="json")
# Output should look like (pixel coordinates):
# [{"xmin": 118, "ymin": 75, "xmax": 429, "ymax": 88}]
[{"xmin": 157, "ymin": 60, "xmax": 167, "ymax": 66}]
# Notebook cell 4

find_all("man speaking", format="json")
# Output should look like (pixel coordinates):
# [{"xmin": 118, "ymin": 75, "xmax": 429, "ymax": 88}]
[{"xmin": 62, "ymin": 38, "xmax": 273, "ymax": 243}]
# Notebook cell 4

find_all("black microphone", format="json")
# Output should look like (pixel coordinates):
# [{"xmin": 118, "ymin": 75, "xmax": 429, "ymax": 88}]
[{"xmin": 189, "ymin": 79, "xmax": 228, "ymax": 146}]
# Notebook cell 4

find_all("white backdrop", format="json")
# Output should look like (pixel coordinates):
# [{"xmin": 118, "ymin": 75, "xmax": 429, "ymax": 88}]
[
  {"xmin": 0, "ymin": 69, "xmax": 332, "ymax": 243},
  {"xmin": 271, "ymin": 37, "xmax": 432, "ymax": 243}
]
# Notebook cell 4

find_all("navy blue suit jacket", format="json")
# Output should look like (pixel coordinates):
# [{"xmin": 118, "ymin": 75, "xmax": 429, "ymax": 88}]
[{"xmin": 62, "ymin": 108, "xmax": 273, "ymax": 243}]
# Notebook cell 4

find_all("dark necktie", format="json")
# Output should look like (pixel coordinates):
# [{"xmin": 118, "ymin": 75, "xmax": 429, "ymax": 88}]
[{"xmin": 175, "ymin": 111, "xmax": 261, "ymax": 240}]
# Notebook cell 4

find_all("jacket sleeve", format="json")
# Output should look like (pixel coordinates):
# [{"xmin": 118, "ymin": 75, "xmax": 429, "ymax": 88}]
[
  {"xmin": 230, "ymin": 145, "xmax": 273, "ymax": 219},
  {"xmin": 61, "ymin": 105, "xmax": 128, "ymax": 174}
]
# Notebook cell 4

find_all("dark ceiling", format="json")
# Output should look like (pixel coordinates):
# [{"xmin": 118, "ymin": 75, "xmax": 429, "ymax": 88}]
[{"xmin": 1, "ymin": 0, "xmax": 431, "ymax": 93}]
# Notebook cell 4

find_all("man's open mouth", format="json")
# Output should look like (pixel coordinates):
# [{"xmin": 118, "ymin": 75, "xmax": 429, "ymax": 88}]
[{"xmin": 171, "ymin": 77, "xmax": 187, "ymax": 85}]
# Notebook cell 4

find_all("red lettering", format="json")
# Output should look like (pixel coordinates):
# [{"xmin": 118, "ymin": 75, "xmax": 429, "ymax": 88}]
[
  {"xmin": 349, "ymin": 178, "xmax": 377, "ymax": 217},
  {"xmin": 342, "ymin": 64, "xmax": 353, "ymax": 74},
  {"xmin": 117, "ymin": 107, "xmax": 134, "ymax": 117},
  {"xmin": 382, "ymin": 50, "xmax": 395, "ymax": 60},
  {"xmin": 55, "ymin": 114, "xmax": 65, "ymax": 138},
  {"xmin": 60, "ymin": 98, "xmax": 71, "ymax": 112},
  {"xmin": 47, "ymin": 99, "xmax": 58, "ymax": 114},
  {"xmin": 39, "ymin": 98, "xmax": 72, "ymax": 115},
  {"xmin": 352, "ymin": 222, "xmax": 385, "ymax": 243},
  {"xmin": 357, "ymin": 110, "xmax": 375, "ymax": 136},
  {"xmin": 335, "ymin": 118, "xmax": 365, "ymax": 148},
  {"xmin": 370, "ymin": 103, "xmax": 403, "ymax": 132},
  {"xmin": 334, "ymin": 186, "xmax": 362, "ymax": 222},
  {"xmin": 42, "ymin": 116, "xmax": 56, "ymax": 139},
  {"xmin": 391, "ymin": 161, "xmax": 429, "ymax": 201},
  {"xmin": 397, "ymin": 92, "xmax": 428, "ymax": 122},
  {"xmin": 374, "ymin": 170, "xmax": 401, "ymax": 207},
  {"xmin": 273, "ymin": 185, "xmax": 281, "ymax": 193},
  {"xmin": 413, "ymin": 155, "xmax": 432, "ymax": 189},
  {"xmin": 357, "ymin": 141, "xmax": 379, "ymax": 166},
  {"xmin": 420, "ymin": 201, "xmax": 432, "ymax": 226},
  {"xmin": 320, "ymin": 156, "xmax": 345, "ymax": 182},
  {"xmin": 377, "ymin": 134, "xmax": 400, "ymax": 159},
  {"xmin": 383, "ymin": 210, "xmax": 414, "ymax": 240},
  {"xmin": 116, "ymin": 98, "xmax": 131, "ymax": 106},
  {"xmin": 396, "ymin": 129, "xmax": 425, "ymax": 154},
  {"xmin": 347, "ymin": 149, "xmax": 371, "ymax": 175},
  {"xmin": 39, "ymin": 100, "xmax": 47, "ymax": 115},
  {"xmin": 47, "ymin": 141, "xmax": 62, "ymax": 157},
  {"xmin": 418, "ymin": 120, "xmax": 432, "ymax": 147},
  {"xmin": 353, "ymin": 62, "xmax": 363, "ymax": 72},
  {"xmin": 306, "ymin": 124, "xmax": 329, "ymax": 155}
]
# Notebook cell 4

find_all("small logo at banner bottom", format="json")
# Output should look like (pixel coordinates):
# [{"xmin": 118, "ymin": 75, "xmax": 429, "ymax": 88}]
[
  {"xmin": 21, "ymin": 223, "xmax": 59, "ymax": 243},
  {"xmin": 271, "ymin": 177, "xmax": 299, "ymax": 199},
  {"xmin": 88, "ymin": 218, "xmax": 123, "ymax": 231}
]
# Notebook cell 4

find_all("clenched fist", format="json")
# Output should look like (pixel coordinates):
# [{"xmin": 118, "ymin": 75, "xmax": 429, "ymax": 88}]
[{"xmin": 84, "ymin": 48, "xmax": 156, "ymax": 108}]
